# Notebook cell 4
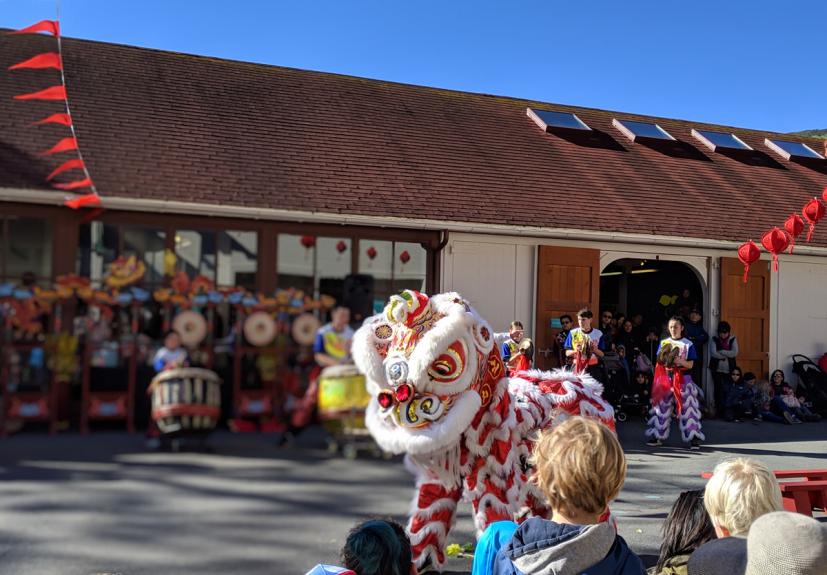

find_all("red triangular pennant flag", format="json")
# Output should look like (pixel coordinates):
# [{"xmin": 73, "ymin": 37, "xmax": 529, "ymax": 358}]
[
  {"xmin": 46, "ymin": 158, "xmax": 85, "ymax": 181},
  {"xmin": 14, "ymin": 85, "xmax": 67, "ymax": 101},
  {"xmin": 52, "ymin": 177, "xmax": 93, "ymax": 191},
  {"xmin": 7, "ymin": 20, "xmax": 60, "ymax": 37},
  {"xmin": 64, "ymin": 193, "xmax": 101, "ymax": 209},
  {"xmin": 8, "ymin": 52, "xmax": 62, "ymax": 71},
  {"xmin": 40, "ymin": 137, "xmax": 78, "ymax": 156},
  {"xmin": 32, "ymin": 113, "xmax": 73, "ymax": 127}
]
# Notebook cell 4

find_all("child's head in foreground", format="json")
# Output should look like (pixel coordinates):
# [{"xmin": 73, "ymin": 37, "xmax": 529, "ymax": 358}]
[
  {"xmin": 340, "ymin": 518, "xmax": 414, "ymax": 575},
  {"xmin": 530, "ymin": 416, "xmax": 626, "ymax": 520},
  {"xmin": 703, "ymin": 457, "xmax": 782, "ymax": 537}
]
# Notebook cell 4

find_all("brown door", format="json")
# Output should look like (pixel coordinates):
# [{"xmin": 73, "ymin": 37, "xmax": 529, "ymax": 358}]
[
  {"xmin": 719, "ymin": 257, "xmax": 770, "ymax": 378},
  {"xmin": 535, "ymin": 246, "xmax": 600, "ymax": 370}
]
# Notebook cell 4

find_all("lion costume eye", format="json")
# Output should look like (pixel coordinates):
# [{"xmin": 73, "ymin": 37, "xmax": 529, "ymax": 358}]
[{"xmin": 427, "ymin": 341, "xmax": 466, "ymax": 383}]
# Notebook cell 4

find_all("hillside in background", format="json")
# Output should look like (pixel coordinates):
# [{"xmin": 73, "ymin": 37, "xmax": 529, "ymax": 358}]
[{"xmin": 791, "ymin": 129, "xmax": 827, "ymax": 139}]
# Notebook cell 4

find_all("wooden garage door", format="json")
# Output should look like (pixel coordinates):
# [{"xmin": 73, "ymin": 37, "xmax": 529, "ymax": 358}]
[
  {"xmin": 720, "ymin": 257, "xmax": 770, "ymax": 378},
  {"xmin": 534, "ymin": 246, "xmax": 600, "ymax": 370}
]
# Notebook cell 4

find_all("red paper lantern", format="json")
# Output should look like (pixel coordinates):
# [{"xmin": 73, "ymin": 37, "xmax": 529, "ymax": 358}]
[
  {"xmin": 823, "ymin": 186, "xmax": 827, "ymax": 204},
  {"xmin": 802, "ymin": 198, "xmax": 826, "ymax": 242},
  {"xmin": 300, "ymin": 235, "xmax": 316, "ymax": 249},
  {"xmin": 366, "ymin": 246, "xmax": 377, "ymax": 260},
  {"xmin": 761, "ymin": 227, "xmax": 789, "ymax": 272},
  {"xmin": 336, "ymin": 240, "xmax": 347, "ymax": 254},
  {"xmin": 399, "ymin": 250, "xmax": 411, "ymax": 265},
  {"xmin": 784, "ymin": 213, "xmax": 805, "ymax": 254},
  {"xmin": 737, "ymin": 240, "xmax": 761, "ymax": 283}
]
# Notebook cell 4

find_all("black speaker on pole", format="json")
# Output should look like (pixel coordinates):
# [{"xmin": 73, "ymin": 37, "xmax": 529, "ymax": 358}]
[{"xmin": 342, "ymin": 274, "xmax": 375, "ymax": 323}]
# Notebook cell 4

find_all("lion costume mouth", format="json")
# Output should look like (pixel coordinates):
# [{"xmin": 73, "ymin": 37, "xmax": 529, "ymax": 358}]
[{"xmin": 365, "ymin": 389, "xmax": 483, "ymax": 456}]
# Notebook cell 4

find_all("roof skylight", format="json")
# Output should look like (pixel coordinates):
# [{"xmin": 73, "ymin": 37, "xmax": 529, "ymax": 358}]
[
  {"xmin": 692, "ymin": 129, "xmax": 752, "ymax": 152},
  {"xmin": 612, "ymin": 119, "xmax": 674, "ymax": 142},
  {"xmin": 528, "ymin": 108, "xmax": 591, "ymax": 131},
  {"xmin": 764, "ymin": 138, "xmax": 825, "ymax": 161}
]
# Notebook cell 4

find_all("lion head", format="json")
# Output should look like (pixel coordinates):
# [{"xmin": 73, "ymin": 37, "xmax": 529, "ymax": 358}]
[{"xmin": 353, "ymin": 291, "xmax": 504, "ymax": 456}]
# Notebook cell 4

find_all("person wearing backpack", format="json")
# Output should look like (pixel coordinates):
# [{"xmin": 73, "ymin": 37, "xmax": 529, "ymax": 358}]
[{"xmin": 709, "ymin": 322, "xmax": 738, "ymax": 418}]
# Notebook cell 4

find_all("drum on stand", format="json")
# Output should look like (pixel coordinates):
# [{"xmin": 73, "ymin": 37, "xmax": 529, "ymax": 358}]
[
  {"xmin": 317, "ymin": 364, "xmax": 370, "ymax": 420},
  {"xmin": 149, "ymin": 367, "xmax": 222, "ymax": 436}
]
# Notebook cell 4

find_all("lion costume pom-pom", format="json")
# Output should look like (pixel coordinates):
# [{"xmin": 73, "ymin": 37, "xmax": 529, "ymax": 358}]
[{"xmin": 352, "ymin": 290, "xmax": 615, "ymax": 571}]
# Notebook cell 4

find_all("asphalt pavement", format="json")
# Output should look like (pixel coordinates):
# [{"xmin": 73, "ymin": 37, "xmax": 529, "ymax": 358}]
[{"xmin": 0, "ymin": 418, "xmax": 825, "ymax": 575}]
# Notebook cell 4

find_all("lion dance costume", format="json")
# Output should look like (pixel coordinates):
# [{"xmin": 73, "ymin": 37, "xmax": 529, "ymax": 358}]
[
  {"xmin": 352, "ymin": 291, "xmax": 615, "ymax": 571},
  {"xmin": 645, "ymin": 336, "xmax": 705, "ymax": 445}
]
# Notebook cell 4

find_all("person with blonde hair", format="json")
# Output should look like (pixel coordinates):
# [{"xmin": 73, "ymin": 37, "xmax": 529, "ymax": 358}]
[
  {"xmin": 687, "ymin": 457, "xmax": 783, "ymax": 575},
  {"xmin": 492, "ymin": 416, "xmax": 645, "ymax": 574}
]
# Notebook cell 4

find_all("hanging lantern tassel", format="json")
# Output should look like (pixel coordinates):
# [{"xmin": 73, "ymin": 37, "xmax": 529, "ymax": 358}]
[
  {"xmin": 737, "ymin": 240, "xmax": 761, "ymax": 283},
  {"xmin": 761, "ymin": 228, "xmax": 789, "ymax": 273},
  {"xmin": 784, "ymin": 213, "xmax": 805, "ymax": 254},
  {"xmin": 802, "ymin": 197, "xmax": 826, "ymax": 242}
]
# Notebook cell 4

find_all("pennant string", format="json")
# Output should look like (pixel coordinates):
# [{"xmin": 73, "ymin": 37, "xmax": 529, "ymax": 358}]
[{"xmin": 54, "ymin": 13, "xmax": 99, "ymax": 199}]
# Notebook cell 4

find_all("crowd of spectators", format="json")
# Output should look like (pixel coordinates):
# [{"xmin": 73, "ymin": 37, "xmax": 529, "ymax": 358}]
[{"xmin": 305, "ymin": 417, "xmax": 826, "ymax": 575}]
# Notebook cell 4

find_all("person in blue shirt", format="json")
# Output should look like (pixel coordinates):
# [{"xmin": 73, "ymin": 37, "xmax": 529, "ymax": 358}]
[
  {"xmin": 152, "ymin": 330, "xmax": 188, "ymax": 373},
  {"xmin": 501, "ymin": 321, "xmax": 524, "ymax": 372},
  {"xmin": 646, "ymin": 316, "xmax": 705, "ymax": 449},
  {"xmin": 313, "ymin": 306, "xmax": 355, "ymax": 368},
  {"xmin": 564, "ymin": 308, "xmax": 606, "ymax": 380}
]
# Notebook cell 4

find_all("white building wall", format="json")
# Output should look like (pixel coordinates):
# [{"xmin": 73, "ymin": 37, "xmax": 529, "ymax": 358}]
[
  {"xmin": 772, "ymin": 259, "xmax": 827, "ymax": 381},
  {"xmin": 441, "ymin": 239, "xmax": 535, "ymax": 336}
]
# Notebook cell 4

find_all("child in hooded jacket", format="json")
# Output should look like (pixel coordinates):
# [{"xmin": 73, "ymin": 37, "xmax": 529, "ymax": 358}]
[{"xmin": 493, "ymin": 416, "xmax": 645, "ymax": 575}]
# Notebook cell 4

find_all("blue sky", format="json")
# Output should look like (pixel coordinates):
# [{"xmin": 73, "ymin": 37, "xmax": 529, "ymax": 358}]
[{"xmin": 3, "ymin": 0, "xmax": 824, "ymax": 133}]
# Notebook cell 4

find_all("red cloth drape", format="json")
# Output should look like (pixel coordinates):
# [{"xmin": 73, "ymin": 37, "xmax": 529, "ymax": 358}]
[{"xmin": 652, "ymin": 364, "xmax": 684, "ymax": 414}]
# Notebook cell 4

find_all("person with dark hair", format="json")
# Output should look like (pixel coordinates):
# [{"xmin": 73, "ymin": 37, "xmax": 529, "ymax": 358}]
[
  {"xmin": 649, "ymin": 490, "xmax": 716, "ymax": 575},
  {"xmin": 684, "ymin": 309, "xmax": 708, "ymax": 387},
  {"xmin": 554, "ymin": 314, "xmax": 574, "ymax": 367},
  {"xmin": 338, "ymin": 519, "xmax": 415, "ymax": 575},
  {"xmin": 564, "ymin": 308, "xmax": 606, "ymax": 380},
  {"xmin": 723, "ymin": 368, "xmax": 755, "ymax": 422},
  {"xmin": 710, "ymin": 321, "xmax": 739, "ymax": 417},
  {"xmin": 152, "ymin": 330, "xmax": 188, "ymax": 372},
  {"xmin": 646, "ymin": 316, "xmax": 705, "ymax": 449}
]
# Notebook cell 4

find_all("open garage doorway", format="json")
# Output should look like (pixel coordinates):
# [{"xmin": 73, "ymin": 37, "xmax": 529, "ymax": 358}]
[
  {"xmin": 599, "ymin": 258, "xmax": 707, "ymax": 400},
  {"xmin": 600, "ymin": 258, "xmax": 704, "ymax": 336}
]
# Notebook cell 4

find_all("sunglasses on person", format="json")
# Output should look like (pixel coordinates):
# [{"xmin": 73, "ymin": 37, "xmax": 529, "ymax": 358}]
[
  {"xmin": 731, "ymin": 372, "xmax": 742, "ymax": 377},
  {"xmin": 602, "ymin": 314, "xmax": 613, "ymax": 319}
]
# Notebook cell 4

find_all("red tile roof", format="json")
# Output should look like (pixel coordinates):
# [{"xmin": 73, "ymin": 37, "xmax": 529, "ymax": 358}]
[{"xmin": 1, "ymin": 32, "xmax": 826, "ymax": 245}]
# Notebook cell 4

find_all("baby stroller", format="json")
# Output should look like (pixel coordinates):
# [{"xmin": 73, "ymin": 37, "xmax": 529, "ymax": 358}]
[
  {"xmin": 603, "ymin": 352, "xmax": 648, "ymax": 422},
  {"xmin": 790, "ymin": 355, "xmax": 827, "ymax": 415}
]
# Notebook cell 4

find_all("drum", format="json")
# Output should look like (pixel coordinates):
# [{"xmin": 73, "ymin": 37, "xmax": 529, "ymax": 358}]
[
  {"xmin": 172, "ymin": 311, "xmax": 208, "ymax": 347},
  {"xmin": 243, "ymin": 311, "xmax": 277, "ymax": 347},
  {"xmin": 317, "ymin": 364, "xmax": 370, "ymax": 421},
  {"xmin": 149, "ymin": 367, "xmax": 222, "ymax": 435}
]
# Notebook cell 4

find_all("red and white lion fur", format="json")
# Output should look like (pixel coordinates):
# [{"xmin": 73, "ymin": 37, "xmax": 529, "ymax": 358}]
[{"xmin": 352, "ymin": 290, "xmax": 615, "ymax": 571}]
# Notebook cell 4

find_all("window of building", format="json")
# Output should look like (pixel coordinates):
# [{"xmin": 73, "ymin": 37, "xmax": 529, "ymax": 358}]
[
  {"xmin": 358, "ymin": 240, "xmax": 427, "ymax": 313},
  {"xmin": 528, "ymin": 108, "xmax": 591, "ymax": 131},
  {"xmin": 691, "ymin": 129, "xmax": 752, "ymax": 152},
  {"xmin": 277, "ymin": 234, "xmax": 352, "ymax": 301},
  {"xmin": 765, "ymin": 138, "xmax": 825, "ymax": 161},
  {"xmin": 613, "ymin": 118, "xmax": 675, "ymax": 142},
  {"xmin": 216, "ymin": 231, "xmax": 257, "ymax": 290},
  {"xmin": 76, "ymin": 223, "xmax": 166, "ymax": 287},
  {"xmin": 175, "ymin": 230, "xmax": 217, "ymax": 281},
  {"xmin": 1, "ymin": 216, "xmax": 53, "ymax": 283}
]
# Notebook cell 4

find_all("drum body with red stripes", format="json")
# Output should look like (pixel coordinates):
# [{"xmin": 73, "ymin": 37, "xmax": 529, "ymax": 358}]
[{"xmin": 149, "ymin": 367, "xmax": 222, "ymax": 435}]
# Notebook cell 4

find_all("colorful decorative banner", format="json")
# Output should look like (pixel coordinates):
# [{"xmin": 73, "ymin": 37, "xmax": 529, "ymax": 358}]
[{"xmin": 8, "ymin": 19, "xmax": 101, "ymax": 210}]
